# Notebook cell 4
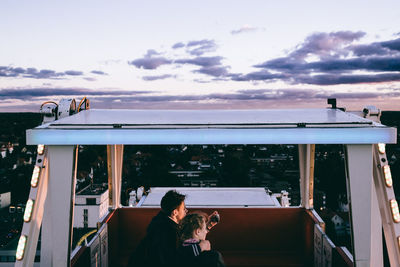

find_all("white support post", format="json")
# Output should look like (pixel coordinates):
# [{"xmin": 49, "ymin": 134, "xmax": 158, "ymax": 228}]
[
  {"xmin": 41, "ymin": 146, "xmax": 78, "ymax": 267},
  {"xmin": 15, "ymin": 147, "xmax": 49, "ymax": 267},
  {"xmin": 373, "ymin": 144, "xmax": 400, "ymax": 266},
  {"xmin": 345, "ymin": 144, "xmax": 382, "ymax": 267},
  {"xmin": 107, "ymin": 145, "xmax": 124, "ymax": 209},
  {"xmin": 298, "ymin": 144, "xmax": 315, "ymax": 209}
]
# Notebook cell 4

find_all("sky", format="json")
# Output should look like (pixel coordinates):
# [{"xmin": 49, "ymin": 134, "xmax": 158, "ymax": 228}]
[{"xmin": 1, "ymin": 0, "xmax": 400, "ymax": 112}]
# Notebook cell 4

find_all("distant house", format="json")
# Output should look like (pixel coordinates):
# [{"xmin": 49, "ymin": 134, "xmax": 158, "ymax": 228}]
[
  {"xmin": 0, "ymin": 192, "xmax": 11, "ymax": 209},
  {"xmin": 74, "ymin": 184, "xmax": 109, "ymax": 228}
]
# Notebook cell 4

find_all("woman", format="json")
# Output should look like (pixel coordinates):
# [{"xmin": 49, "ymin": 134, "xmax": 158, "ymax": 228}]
[{"xmin": 178, "ymin": 212, "xmax": 225, "ymax": 267}]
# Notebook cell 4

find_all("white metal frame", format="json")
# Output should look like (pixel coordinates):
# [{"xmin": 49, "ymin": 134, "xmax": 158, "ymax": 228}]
[
  {"xmin": 15, "ymin": 148, "xmax": 48, "ymax": 267},
  {"xmin": 299, "ymin": 144, "xmax": 315, "ymax": 209},
  {"xmin": 18, "ymin": 105, "xmax": 398, "ymax": 267},
  {"xmin": 373, "ymin": 144, "xmax": 400, "ymax": 266},
  {"xmin": 40, "ymin": 146, "xmax": 78, "ymax": 267},
  {"xmin": 107, "ymin": 145, "xmax": 124, "ymax": 209}
]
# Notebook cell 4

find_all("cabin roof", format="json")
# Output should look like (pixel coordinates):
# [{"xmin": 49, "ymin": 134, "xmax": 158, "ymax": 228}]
[
  {"xmin": 138, "ymin": 187, "xmax": 279, "ymax": 207},
  {"xmin": 26, "ymin": 108, "xmax": 397, "ymax": 145}
]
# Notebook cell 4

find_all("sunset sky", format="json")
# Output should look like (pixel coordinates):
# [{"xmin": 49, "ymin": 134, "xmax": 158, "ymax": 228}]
[{"xmin": 1, "ymin": 0, "xmax": 400, "ymax": 111}]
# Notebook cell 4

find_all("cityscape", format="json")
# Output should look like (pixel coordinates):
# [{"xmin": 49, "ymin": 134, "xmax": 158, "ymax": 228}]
[{"xmin": 1, "ymin": 111, "xmax": 400, "ymax": 264}]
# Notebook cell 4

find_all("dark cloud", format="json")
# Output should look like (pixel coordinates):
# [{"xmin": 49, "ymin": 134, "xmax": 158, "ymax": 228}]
[
  {"xmin": 194, "ymin": 66, "xmax": 230, "ymax": 77},
  {"xmin": 172, "ymin": 42, "xmax": 185, "ymax": 49},
  {"xmin": 0, "ymin": 87, "xmax": 151, "ymax": 100},
  {"xmin": 0, "ymin": 66, "xmax": 85, "ymax": 79},
  {"xmin": 91, "ymin": 70, "xmax": 108, "ymax": 75},
  {"xmin": 129, "ymin": 57, "xmax": 172, "ymax": 70},
  {"xmin": 129, "ymin": 49, "xmax": 172, "ymax": 69},
  {"xmin": 290, "ymin": 31, "xmax": 365, "ymax": 59},
  {"xmin": 142, "ymin": 74, "xmax": 175, "ymax": 81},
  {"xmin": 65, "ymin": 70, "xmax": 83, "ymax": 76},
  {"xmin": 175, "ymin": 56, "xmax": 223, "ymax": 67},
  {"xmin": 89, "ymin": 88, "xmax": 400, "ymax": 103},
  {"xmin": 233, "ymin": 32, "xmax": 400, "ymax": 85},
  {"xmin": 229, "ymin": 70, "xmax": 286, "ymax": 81},
  {"xmin": 296, "ymin": 73, "xmax": 400, "ymax": 85},
  {"xmin": 257, "ymin": 56, "xmax": 400, "ymax": 74},
  {"xmin": 380, "ymin": 38, "xmax": 400, "ymax": 52},
  {"xmin": 186, "ymin": 39, "xmax": 217, "ymax": 56},
  {"xmin": 3, "ymin": 86, "xmax": 400, "ymax": 111}
]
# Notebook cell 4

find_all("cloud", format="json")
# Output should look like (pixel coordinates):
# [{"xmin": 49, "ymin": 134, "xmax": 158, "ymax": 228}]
[
  {"xmin": 129, "ymin": 49, "xmax": 172, "ymax": 69},
  {"xmin": 64, "ymin": 70, "xmax": 83, "ymax": 76},
  {"xmin": 91, "ymin": 70, "xmax": 108, "ymax": 75},
  {"xmin": 232, "ymin": 31, "xmax": 400, "ymax": 85},
  {"xmin": 296, "ymin": 73, "xmax": 400, "ymax": 85},
  {"xmin": 185, "ymin": 39, "xmax": 217, "ymax": 56},
  {"xmin": 290, "ymin": 31, "xmax": 366, "ymax": 59},
  {"xmin": 0, "ymin": 87, "xmax": 151, "ymax": 100},
  {"xmin": 231, "ymin": 24, "xmax": 259, "ymax": 35},
  {"xmin": 172, "ymin": 42, "xmax": 185, "ymax": 49},
  {"xmin": 229, "ymin": 70, "xmax": 286, "ymax": 81},
  {"xmin": 175, "ymin": 56, "xmax": 223, "ymax": 67},
  {"xmin": 0, "ymin": 66, "xmax": 85, "ymax": 79},
  {"xmin": 2, "ymin": 85, "xmax": 400, "ymax": 111},
  {"xmin": 142, "ymin": 74, "xmax": 175, "ymax": 81},
  {"xmin": 194, "ymin": 66, "xmax": 230, "ymax": 77}
]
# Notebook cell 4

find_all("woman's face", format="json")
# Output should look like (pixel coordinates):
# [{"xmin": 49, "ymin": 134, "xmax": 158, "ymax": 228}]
[{"xmin": 196, "ymin": 219, "xmax": 208, "ymax": 240}]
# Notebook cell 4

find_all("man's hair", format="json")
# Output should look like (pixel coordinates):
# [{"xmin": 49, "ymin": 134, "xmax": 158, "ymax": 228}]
[
  {"xmin": 160, "ymin": 190, "xmax": 186, "ymax": 216},
  {"xmin": 179, "ymin": 212, "xmax": 207, "ymax": 241}
]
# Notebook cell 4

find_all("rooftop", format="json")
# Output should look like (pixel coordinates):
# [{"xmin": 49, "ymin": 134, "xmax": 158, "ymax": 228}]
[
  {"xmin": 138, "ymin": 187, "xmax": 280, "ymax": 207},
  {"xmin": 26, "ymin": 108, "xmax": 396, "ymax": 145}
]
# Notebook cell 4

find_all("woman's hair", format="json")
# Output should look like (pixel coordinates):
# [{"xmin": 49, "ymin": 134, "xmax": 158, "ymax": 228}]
[{"xmin": 180, "ymin": 212, "xmax": 208, "ymax": 241}]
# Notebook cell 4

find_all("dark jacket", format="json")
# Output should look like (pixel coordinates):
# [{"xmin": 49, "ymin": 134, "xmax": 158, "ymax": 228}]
[
  {"xmin": 177, "ymin": 240, "xmax": 226, "ymax": 267},
  {"xmin": 128, "ymin": 211, "xmax": 179, "ymax": 267}
]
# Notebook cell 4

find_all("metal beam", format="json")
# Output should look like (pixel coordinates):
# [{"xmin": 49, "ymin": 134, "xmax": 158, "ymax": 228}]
[
  {"xmin": 107, "ymin": 145, "xmax": 124, "ymax": 209},
  {"xmin": 345, "ymin": 144, "xmax": 382, "ymax": 267},
  {"xmin": 299, "ymin": 144, "xmax": 315, "ymax": 209},
  {"xmin": 373, "ymin": 144, "xmax": 400, "ymax": 266},
  {"xmin": 15, "ymin": 147, "xmax": 49, "ymax": 267},
  {"xmin": 40, "ymin": 146, "xmax": 78, "ymax": 267}
]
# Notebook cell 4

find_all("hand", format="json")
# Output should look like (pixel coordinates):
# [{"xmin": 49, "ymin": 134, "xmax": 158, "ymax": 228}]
[
  {"xmin": 207, "ymin": 211, "xmax": 220, "ymax": 230},
  {"xmin": 199, "ymin": 240, "xmax": 211, "ymax": 251}
]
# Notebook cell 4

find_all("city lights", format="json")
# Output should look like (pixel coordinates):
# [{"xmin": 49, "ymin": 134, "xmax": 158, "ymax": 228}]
[
  {"xmin": 16, "ymin": 235, "xmax": 27, "ymax": 261},
  {"xmin": 383, "ymin": 165, "xmax": 393, "ymax": 187},
  {"xmin": 37, "ymin": 144, "xmax": 45, "ymax": 155},
  {"xmin": 30, "ymin": 166, "xmax": 41, "ymax": 188},
  {"xmin": 390, "ymin": 199, "xmax": 400, "ymax": 223},
  {"xmin": 23, "ymin": 199, "xmax": 34, "ymax": 222}
]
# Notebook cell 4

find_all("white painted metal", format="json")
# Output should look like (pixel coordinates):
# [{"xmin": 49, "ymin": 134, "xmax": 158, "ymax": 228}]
[
  {"xmin": 26, "ymin": 109, "xmax": 397, "ymax": 145},
  {"xmin": 27, "ymin": 127, "xmax": 396, "ymax": 145},
  {"xmin": 140, "ymin": 187, "xmax": 278, "ymax": 207},
  {"xmin": 41, "ymin": 146, "xmax": 78, "ymax": 267},
  {"xmin": 38, "ymin": 109, "xmax": 377, "ymax": 126},
  {"xmin": 108, "ymin": 145, "xmax": 123, "ymax": 209},
  {"xmin": 345, "ymin": 144, "xmax": 382, "ymax": 267},
  {"xmin": 299, "ymin": 144, "xmax": 315, "ymax": 209},
  {"xmin": 15, "ymin": 148, "xmax": 49, "ymax": 267},
  {"xmin": 373, "ymin": 145, "xmax": 400, "ymax": 266},
  {"xmin": 314, "ymin": 224, "xmax": 324, "ymax": 267}
]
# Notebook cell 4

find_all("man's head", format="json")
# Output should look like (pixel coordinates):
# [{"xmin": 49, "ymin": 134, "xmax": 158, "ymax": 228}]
[
  {"xmin": 161, "ymin": 190, "xmax": 187, "ymax": 223},
  {"xmin": 180, "ymin": 212, "xmax": 208, "ymax": 241}
]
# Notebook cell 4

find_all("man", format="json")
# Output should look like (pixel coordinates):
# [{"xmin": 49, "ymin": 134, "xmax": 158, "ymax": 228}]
[{"xmin": 129, "ymin": 190, "xmax": 187, "ymax": 267}]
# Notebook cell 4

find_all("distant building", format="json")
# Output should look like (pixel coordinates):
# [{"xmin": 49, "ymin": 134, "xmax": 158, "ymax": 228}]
[
  {"xmin": 74, "ymin": 184, "xmax": 108, "ymax": 228},
  {"xmin": 0, "ymin": 192, "xmax": 11, "ymax": 209}
]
